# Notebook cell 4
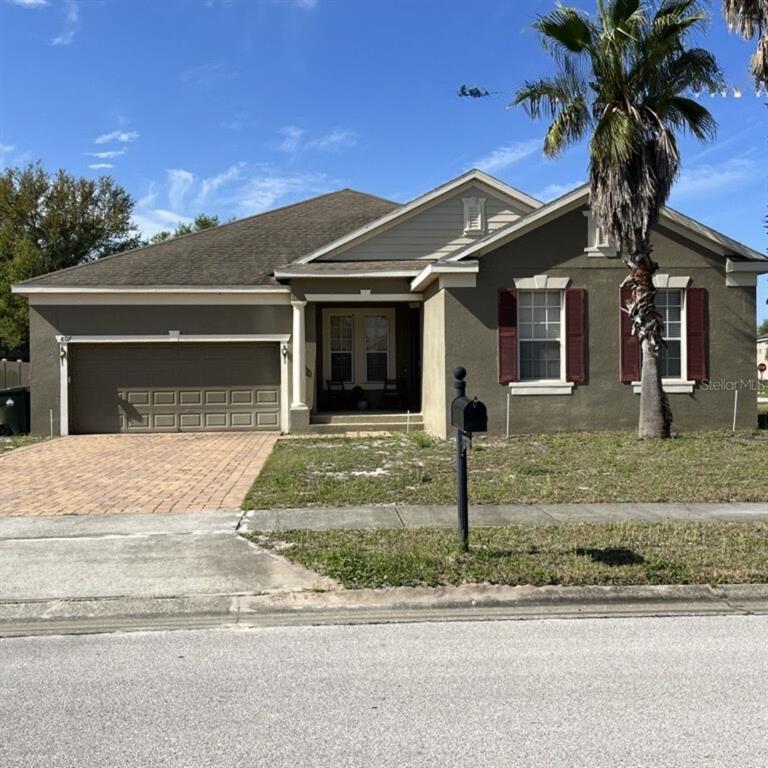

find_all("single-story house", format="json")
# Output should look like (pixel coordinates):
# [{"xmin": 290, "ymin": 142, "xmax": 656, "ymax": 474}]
[{"xmin": 12, "ymin": 169, "xmax": 768, "ymax": 437}]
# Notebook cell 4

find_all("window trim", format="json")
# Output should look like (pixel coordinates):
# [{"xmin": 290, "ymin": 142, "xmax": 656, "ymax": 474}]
[
  {"xmin": 509, "ymin": 286, "xmax": 574, "ymax": 396},
  {"xmin": 631, "ymin": 283, "xmax": 695, "ymax": 394},
  {"xmin": 322, "ymin": 307, "xmax": 396, "ymax": 390}
]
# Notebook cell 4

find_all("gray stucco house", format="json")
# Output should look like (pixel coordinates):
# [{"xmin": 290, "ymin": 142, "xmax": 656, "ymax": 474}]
[{"xmin": 12, "ymin": 170, "xmax": 768, "ymax": 437}]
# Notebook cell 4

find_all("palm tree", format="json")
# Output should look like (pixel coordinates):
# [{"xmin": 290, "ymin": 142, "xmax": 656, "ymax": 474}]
[
  {"xmin": 722, "ymin": 1, "xmax": 768, "ymax": 85},
  {"xmin": 514, "ymin": 0, "xmax": 722, "ymax": 438}
]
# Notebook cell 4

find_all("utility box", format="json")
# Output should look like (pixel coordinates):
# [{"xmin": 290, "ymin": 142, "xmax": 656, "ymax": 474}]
[
  {"xmin": 450, "ymin": 395, "xmax": 488, "ymax": 434},
  {"xmin": 0, "ymin": 386, "xmax": 30, "ymax": 436}
]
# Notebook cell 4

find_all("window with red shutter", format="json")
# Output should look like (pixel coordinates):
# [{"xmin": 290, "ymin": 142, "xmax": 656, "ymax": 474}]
[
  {"xmin": 565, "ymin": 288, "xmax": 587, "ymax": 383},
  {"xmin": 498, "ymin": 289, "xmax": 518, "ymax": 383},
  {"xmin": 620, "ymin": 286, "xmax": 641, "ymax": 382},
  {"xmin": 686, "ymin": 287, "xmax": 708, "ymax": 381}
]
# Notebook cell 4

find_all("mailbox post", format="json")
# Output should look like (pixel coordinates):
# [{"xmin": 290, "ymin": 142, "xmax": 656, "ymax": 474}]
[{"xmin": 450, "ymin": 367, "xmax": 487, "ymax": 552}]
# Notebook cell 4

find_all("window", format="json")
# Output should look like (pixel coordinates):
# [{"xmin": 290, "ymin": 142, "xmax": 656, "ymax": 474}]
[
  {"xmin": 518, "ymin": 290, "xmax": 562, "ymax": 380},
  {"xmin": 365, "ymin": 315, "xmax": 389, "ymax": 382},
  {"xmin": 323, "ymin": 308, "xmax": 396, "ymax": 389},
  {"xmin": 463, "ymin": 196, "xmax": 486, "ymax": 234},
  {"xmin": 656, "ymin": 289, "xmax": 683, "ymax": 378},
  {"xmin": 329, "ymin": 314, "xmax": 353, "ymax": 382}
]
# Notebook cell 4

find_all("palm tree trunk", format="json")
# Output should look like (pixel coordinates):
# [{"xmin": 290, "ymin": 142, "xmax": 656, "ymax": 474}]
[{"xmin": 625, "ymin": 245, "xmax": 672, "ymax": 439}]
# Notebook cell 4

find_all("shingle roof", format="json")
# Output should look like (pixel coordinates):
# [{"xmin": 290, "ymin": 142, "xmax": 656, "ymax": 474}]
[
  {"xmin": 18, "ymin": 189, "xmax": 400, "ymax": 288},
  {"xmin": 274, "ymin": 260, "xmax": 425, "ymax": 277}
]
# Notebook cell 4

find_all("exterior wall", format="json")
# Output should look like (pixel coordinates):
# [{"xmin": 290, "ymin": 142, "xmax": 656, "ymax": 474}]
[
  {"xmin": 28, "ymin": 304, "xmax": 291, "ymax": 435},
  {"xmin": 758, "ymin": 336, "xmax": 768, "ymax": 369},
  {"xmin": 421, "ymin": 284, "xmax": 448, "ymax": 437},
  {"xmin": 328, "ymin": 185, "xmax": 525, "ymax": 262},
  {"xmin": 437, "ymin": 207, "xmax": 758, "ymax": 436}
]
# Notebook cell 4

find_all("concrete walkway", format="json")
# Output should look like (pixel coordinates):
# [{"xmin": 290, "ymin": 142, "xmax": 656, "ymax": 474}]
[{"xmin": 241, "ymin": 502, "xmax": 768, "ymax": 532}]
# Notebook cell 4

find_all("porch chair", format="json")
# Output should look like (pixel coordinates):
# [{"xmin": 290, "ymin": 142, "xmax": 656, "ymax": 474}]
[{"xmin": 326, "ymin": 379, "xmax": 349, "ymax": 410}]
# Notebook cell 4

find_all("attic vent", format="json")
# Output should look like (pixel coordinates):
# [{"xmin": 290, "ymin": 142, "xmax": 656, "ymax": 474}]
[
  {"xmin": 463, "ymin": 196, "xmax": 487, "ymax": 234},
  {"xmin": 584, "ymin": 211, "xmax": 617, "ymax": 257}
]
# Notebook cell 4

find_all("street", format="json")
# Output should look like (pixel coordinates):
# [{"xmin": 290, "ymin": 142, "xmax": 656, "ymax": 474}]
[{"xmin": 2, "ymin": 615, "xmax": 767, "ymax": 767}]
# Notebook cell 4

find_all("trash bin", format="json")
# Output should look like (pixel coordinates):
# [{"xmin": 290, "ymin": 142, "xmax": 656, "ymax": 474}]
[{"xmin": 0, "ymin": 386, "xmax": 30, "ymax": 435}]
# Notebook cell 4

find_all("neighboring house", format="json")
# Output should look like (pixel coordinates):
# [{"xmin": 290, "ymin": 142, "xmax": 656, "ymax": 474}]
[
  {"xmin": 759, "ymin": 335, "xmax": 768, "ymax": 375},
  {"xmin": 12, "ymin": 170, "xmax": 768, "ymax": 437}
]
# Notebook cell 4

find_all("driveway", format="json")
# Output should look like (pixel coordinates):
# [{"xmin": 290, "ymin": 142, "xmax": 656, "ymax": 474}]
[{"xmin": 0, "ymin": 433, "xmax": 278, "ymax": 516}]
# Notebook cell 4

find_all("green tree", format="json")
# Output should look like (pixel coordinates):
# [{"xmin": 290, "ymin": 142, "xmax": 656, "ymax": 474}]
[
  {"xmin": 759, "ymin": 317, "xmax": 768, "ymax": 335},
  {"xmin": 148, "ymin": 213, "xmax": 220, "ymax": 244},
  {"xmin": 0, "ymin": 163, "xmax": 138, "ymax": 356},
  {"xmin": 513, "ymin": 0, "xmax": 721, "ymax": 438},
  {"xmin": 722, "ymin": 1, "xmax": 768, "ymax": 85}
]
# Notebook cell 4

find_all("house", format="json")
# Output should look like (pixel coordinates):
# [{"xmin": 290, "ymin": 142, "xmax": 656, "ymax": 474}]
[
  {"xmin": 759, "ymin": 335, "xmax": 768, "ymax": 377},
  {"xmin": 12, "ymin": 170, "xmax": 768, "ymax": 437}
]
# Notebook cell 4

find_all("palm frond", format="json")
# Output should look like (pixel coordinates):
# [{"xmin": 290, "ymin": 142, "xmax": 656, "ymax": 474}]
[
  {"xmin": 533, "ymin": 6, "xmax": 596, "ymax": 56},
  {"xmin": 543, "ymin": 97, "xmax": 591, "ymax": 156}
]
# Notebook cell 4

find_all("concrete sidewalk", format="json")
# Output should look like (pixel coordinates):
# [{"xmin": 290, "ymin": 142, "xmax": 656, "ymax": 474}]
[{"xmin": 241, "ymin": 502, "xmax": 768, "ymax": 532}]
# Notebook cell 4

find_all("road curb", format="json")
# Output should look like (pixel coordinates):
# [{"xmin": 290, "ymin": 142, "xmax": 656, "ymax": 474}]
[{"xmin": 2, "ymin": 583, "xmax": 768, "ymax": 637}]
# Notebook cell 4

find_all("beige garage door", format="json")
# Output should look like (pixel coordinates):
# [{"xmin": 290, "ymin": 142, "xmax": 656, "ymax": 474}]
[{"xmin": 70, "ymin": 343, "xmax": 281, "ymax": 433}]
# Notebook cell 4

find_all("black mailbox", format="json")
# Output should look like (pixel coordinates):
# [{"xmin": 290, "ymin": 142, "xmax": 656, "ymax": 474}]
[{"xmin": 451, "ymin": 395, "xmax": 487, "ymax": 433}]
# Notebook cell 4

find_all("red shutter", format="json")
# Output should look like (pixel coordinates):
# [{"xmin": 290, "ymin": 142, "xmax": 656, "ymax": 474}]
[
  {"xmin": 686, "ymin": 287, "xmax": 708, "ymax": 381},
  {"xmin": 498, "ymin": 289, "xmax": 518, "ymax": 383},
  {"xmin": 565, "ymin": 288, "xmax": 587, "ymax": 383},
  {"xmin": 620, "ymin": 285, "xmax": 641, "ymax": 382}
]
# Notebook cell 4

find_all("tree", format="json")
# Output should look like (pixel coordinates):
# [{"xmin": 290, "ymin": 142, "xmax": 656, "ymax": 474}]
[
  {"xmin": 759, "ymin": 317, "xmax": 768, "ymax": 335},
  {"xmin": 148, "ymin": 213, "xmax": 220, "ymax": 244},
  {"xmin": 0, "ymin": 163, "xmax": 138, "ymax": 356},
  {"xmin": 513, "ymin": 0, "xmax": 721, "ymax": 438},
  {"xmin": 722, "ymin": 1, "xmax": 768, "ymax": 86}
]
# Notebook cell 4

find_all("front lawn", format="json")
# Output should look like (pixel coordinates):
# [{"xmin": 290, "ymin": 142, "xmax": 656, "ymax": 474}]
[
  {"xmin": 248, "ymin": 522, "xmax": 768, "ymax": 588},
  {"xmin": 244, "ymin": 431, "xmax": 768, "ymax": 508},
  {"xmin": 0, "ymin": 435, "xmax": 45, "ymax": 455}
]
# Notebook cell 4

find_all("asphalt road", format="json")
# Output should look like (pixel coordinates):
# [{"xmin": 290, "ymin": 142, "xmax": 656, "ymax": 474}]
[{"xmin": 2, "ymin": 615, "xmax": 767, "ymax": 767}]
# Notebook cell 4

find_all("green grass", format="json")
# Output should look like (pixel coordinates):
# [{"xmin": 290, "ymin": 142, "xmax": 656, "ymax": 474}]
[
  {"xmin": 0, "ymin": 435, "xmax": 46, "ymax": 455},
  {"xmin": 244, "ymin": 430, "xmax": 768, "ymax": 508},
  {"xmin": 248, "ymin": 522, "xmax": 768, "ymax": 589}
]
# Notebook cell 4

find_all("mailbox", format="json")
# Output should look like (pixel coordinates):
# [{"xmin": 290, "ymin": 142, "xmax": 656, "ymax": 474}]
[{"xmin": 450, "ymin": 395, "xmax": 487, "ymax": 434}]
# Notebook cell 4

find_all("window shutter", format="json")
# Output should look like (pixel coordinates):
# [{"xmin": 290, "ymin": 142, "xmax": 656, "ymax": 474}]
[
  {"xmin": 619, "ymin": 286, "xmax": 640, "ymax": 382},
  {"xmin": 498, "ymin": 289, "xmax": 518, "ymax": 383},
  {"xmin": 565, "ymin": 288, "xmax": 587, "ymax": 383},
  {"xmin": 686, "ymin": 287, "xmax": 708, "ymax": 381}
]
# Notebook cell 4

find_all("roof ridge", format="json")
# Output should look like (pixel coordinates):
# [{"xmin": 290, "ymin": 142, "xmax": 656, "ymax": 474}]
[{"xmin": 20, "ymin": 188, "xmax": 399, "ymax": 286}]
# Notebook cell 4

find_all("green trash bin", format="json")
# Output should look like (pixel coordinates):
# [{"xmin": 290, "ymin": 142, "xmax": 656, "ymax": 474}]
[{"xmin": 0, "ymin": 387, "xmax": 30, "ymax": 435}]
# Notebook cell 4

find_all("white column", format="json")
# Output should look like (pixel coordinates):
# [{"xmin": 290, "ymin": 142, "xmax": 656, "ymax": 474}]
[{"xmin": 291, "ymin": 300, "xmax": 307, "ymax": 408}]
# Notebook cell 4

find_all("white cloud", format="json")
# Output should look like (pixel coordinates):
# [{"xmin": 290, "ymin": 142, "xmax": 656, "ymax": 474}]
[
  {"xmin": 95, "ymin": 130, "xmax": 139, "ymax": 145},
  {"xmin": 273, "ymin": 0, "xmax": 317, "ymax": 8},
  {"xmin": 8, "ymin": 0, "xmax": 49, "ymax": 7},
  {"xmin": 305, "ymin": 127, "xmax": 358, "ymax": 152},
  {"xmin": 278, "ymin": 126, "xmax": 305, "ymax": 154},
  {"xmin": 277, "ymin": 126, "xmax": 358, "ymax": 156},
  {"xmin": 232, "ymin": 173, "xmax": 328, "ymax": 216},
  {"xmin": 673, "ymin": 158, "xmax": 757, "ymax": 199},
  {"xmin": 532, "ymin": 180, "xmax": 584, "ymax": 201},
  {"xmin": 51, "ymin": 0, "xmax": 79, "ymax": 46},
  {"xmin": 167, "ymin": 169, "xmax": 195, "ymax": 211},
  {"xmin": 198, "ymin": 162, "xmax": 245, "ymax": 205},
  {"xmin": 133, "ymin": 210, "xmax": 193, "ymax": 239},
  {"xmin": 472, "ymin": 139, "xmax": 541, "ymax": 174},
  {"xmin": 220, "ymin": 119, "xmax": 243, "ymax": 131},
  {"xmin": 88, "ymin": 163, "xmax": 113, "ymax": 169},
  {"xmin": 0, "ymin": 143, "xmax": 16, "ymax": 168},
  {"xmin": 86, "ymin": 149, "xmax": 126, "ymax": 159}
]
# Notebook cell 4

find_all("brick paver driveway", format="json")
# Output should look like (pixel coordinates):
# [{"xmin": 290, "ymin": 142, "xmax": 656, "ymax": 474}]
[{"xmin": 0, "ymin": 433, "xmax": 278, "ymax": 516}]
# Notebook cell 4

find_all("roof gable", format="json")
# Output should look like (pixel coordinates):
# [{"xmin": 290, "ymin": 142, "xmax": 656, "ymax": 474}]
[{"xmin": 292, "ymin": 170, "xmax": 542, "ymax": 265}]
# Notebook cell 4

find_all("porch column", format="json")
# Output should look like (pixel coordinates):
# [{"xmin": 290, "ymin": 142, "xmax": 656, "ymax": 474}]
[{"xmin": 291, "ymin": 300, "xmax": 307, "ymax": 408}]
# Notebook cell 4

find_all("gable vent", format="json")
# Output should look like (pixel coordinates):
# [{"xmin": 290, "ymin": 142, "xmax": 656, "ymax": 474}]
[{"xmin": 463, "ymin": 197, "xmax": 487, "ymax": 234}]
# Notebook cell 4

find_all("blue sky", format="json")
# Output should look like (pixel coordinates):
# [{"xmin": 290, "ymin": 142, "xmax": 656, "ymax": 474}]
[{"xmin": 1, "ymin": 0, "xmax": 766, "ymax": 321}]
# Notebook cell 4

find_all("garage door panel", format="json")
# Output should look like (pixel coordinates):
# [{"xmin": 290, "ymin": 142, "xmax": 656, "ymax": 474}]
[{"xmin": 71, "ymin": 343, "xmax": 280, "ymax": 433}]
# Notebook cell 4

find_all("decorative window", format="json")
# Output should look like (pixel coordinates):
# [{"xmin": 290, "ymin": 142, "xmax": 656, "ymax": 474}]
[
  {"xmin": 463, "ymin": 196, "xmax": 487, "ymax": 234},
  {"xmin": 365, "ymin": 315, "xmax": 389, "ymax": 382},
  {"xmin": 329, "ymin": 314, "xmax": 354, "ymax": 383},
  {"xmin": 584, "ymin": 212, "xmax": 617, "ymax": 257},
  {"xmin": 518, "ymin": 290, "xmax": 563, "ymax": 381},
  {"xmin": 323, "ymin": 308, "xmax": 396, "ymax": 389},
  {"xmin": 655, "ymin": 289, "xmax": 683, "ymax": 378}
]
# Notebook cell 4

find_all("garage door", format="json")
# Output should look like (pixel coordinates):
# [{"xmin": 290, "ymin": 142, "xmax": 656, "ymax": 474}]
[{"xmin": 70, "ymin": 343, "xmax": 281, "ymax": 433}]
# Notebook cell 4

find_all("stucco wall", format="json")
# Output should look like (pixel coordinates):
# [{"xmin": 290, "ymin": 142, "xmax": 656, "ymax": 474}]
[
  {"xmin": 437, "ymin": 207, "xmax": 758, "ymax": 436},
  {"xmin": 28, "ymin": 304, "xmax": 291, "ymax": 435}
]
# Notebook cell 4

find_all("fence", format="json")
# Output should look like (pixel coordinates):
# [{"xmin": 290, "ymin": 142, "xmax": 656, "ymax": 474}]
[{"xmin": 0, "ymin": 359, "xmax": 29, "ymax": 388}]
